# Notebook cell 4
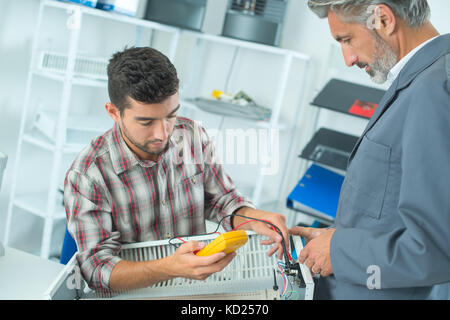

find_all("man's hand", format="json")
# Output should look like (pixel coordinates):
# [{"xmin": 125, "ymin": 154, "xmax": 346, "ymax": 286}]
[
  {"xmin": 167, "ymin": 240, "xmax": 236, "ymax": 280},
  {"xmin": 288, "ymin": 226, "xmax": 328, "ymax": 245},
  {"xmin": 289, "ymin": 226, "xmax": 335, "ymax": 277},
  {"xmin": 233, "ymin": 207, "xmax": 289, "ymax": 260},
  {"xmin": 109, "ymin": 240, "xmax": 235, "ymax": 291}
]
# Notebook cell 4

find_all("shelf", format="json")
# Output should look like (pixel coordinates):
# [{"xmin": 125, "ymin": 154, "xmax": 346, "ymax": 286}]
[
  {"xmin": 193, "ymin": 97, "xmax": 271, "ymax": 121},
  {"xmin": 181, "ymin": 98, "xmax": 289, "ymax": 130},
  {"xmin": 311, "ymin": 78, "xmax": 386, "ymax": 119},
  {"xmin": 32, "ymin": 69, "xmax": 65, "ymax": 82},
  {"xmin": 25, "ymin": 108, "xmax": 112, "ymax": 154},
  {"xmin": 34, "ymin": 108, "xmax": 112, "ymax": 136},
  {"xmin": 37, "ymin": 50, "xmax": 108, "ymax": 80},
  {"xmin": 300, "ymin": 128, "xmax": 359, "ymax": 171},
  {"xmin": 72, "ymin": 76, "xmax": 107, "ymax": 87},
  {"xmin": 23, "ymin": 129, "xmax": 88, "ymax": 154},
  {"xmin": 22, "ymin": 131, "xmax": 56, "ymax": 152},
  {"xmin": 12, "ymin": 191, "xmax": 66, "ymax": 220},
  {"xmin": 32, "ymin": 69, "xmax": 107, "ymax": 88},
  {"xmin": 66, "ymin": 113, "xmax": 112, "ymax": 132},
  {"xmin": 181, "ymin": 30, "xmax": 310, "ymax": 61},
  {"xmin": 43, "ymin": 0, "xmax": 180, "ymax": 33}
]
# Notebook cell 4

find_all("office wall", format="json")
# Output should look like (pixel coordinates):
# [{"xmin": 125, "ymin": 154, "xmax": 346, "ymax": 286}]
[{"xmin": 0, "ymin": 0, "xmax": 449, "ymax": 245}]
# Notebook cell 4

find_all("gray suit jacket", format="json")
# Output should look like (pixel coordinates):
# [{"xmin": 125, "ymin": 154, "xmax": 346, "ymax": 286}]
[{"xmin": 316, "ymin": 34, "xmax": 450, "ymax": 300}]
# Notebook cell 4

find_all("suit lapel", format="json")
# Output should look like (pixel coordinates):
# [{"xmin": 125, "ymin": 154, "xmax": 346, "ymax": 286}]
[{"xmin": 347, "ymin": 34, "xmax": 450, "ymax": 165}]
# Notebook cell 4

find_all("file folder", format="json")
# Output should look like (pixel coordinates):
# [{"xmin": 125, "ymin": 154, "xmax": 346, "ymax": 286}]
[{"xmin": 287, "ymin": 164, "xmax": 344, "ymax": 222}]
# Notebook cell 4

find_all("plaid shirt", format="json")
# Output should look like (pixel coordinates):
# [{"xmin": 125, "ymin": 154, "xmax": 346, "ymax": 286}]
[{"xmin": 64, "ymin": 117, "xmax": 254, "ymax": 291}]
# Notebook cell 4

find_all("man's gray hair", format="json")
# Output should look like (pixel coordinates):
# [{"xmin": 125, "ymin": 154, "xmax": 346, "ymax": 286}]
[{"xmin": 307, "ymin": 0, "xmax": 431, "ymax": 28}]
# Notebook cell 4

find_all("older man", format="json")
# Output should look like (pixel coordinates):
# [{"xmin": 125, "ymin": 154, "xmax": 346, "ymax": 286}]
[{"xmin": 289, "ymin": 0, "xmax": 450, "ymax": 299}]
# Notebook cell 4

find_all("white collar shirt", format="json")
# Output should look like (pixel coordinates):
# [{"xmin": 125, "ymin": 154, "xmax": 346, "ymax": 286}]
[{"xmin": 386, "ymin": 35, "xmax": 440, "ymax": 84}]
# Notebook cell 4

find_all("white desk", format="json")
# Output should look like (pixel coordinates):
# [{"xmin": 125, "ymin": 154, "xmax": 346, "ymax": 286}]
[{"xmin": 0, "ymin": 247, "xmax": 64, "ymax": 299}]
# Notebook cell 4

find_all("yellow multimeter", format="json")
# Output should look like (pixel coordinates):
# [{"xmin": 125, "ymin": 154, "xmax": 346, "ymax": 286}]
[{"xmin": 195, "ymin": 230, "xmax": 248, "ymax": 256}]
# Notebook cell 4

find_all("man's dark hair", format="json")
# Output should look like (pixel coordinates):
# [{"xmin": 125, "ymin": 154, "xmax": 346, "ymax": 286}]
[{"xmin": 107, "ymin": 47, "xmax": 179, "ymax": 114}]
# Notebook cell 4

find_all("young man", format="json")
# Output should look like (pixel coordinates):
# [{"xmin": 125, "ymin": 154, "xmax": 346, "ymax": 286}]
[
  {"xmin": 289, "ymin": 0, "xmax": 450, "ymax": 299},
  {"xmin": 64, "ymin": 47, "xmax": 289, "ymax": 294}
]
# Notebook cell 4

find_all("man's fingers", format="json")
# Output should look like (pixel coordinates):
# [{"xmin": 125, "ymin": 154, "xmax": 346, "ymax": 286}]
[
  {"xmin": 304, "ymin": 258, "xmax": 314, "ymax": 271},
  {"xmin": 195, "ymin": 251, "xmax": 227, "ymax": 265},
  {"xmin": 178, "ymin": 240, "xmax": 205, "ymax": 254},
  {"xmin": 204, "ymin": 251, "xmax": 234, "ymax": 267},
  {"xmin": 262, "ymin": 224, "xmax": 291, "ymax": 257},
  {"xmin": 298, "ymin": 246, "xmax": 309, "ymax": 263},
  {"xmin": 260, "ymin": 239, "xmax": 275, "ymax": 246},
  {"xmin": 257, "ymin": 227, "xmax": 287, "ymax": 256},
  {"xmin": 320, "ymin": 269, "xmax": 332, "ymax": 277},
  {"xmin": 259, "ymin": 227, "xmax": 282, "ymax": 244},
  {"xmin": 312, "ymin": 267, "xmax": 321, "ymax": 275},
  {"xmin": 277, "ymin": 244, "xmax": 285, "ymax": 260},
  {"xmin": 311, "ymin": 261, "xmax": 323, "ymax": 275},
  {"xmin": 266, "ymin": 244, "xmax": 279, "ymax": 258},
  {"xmin": 194, "ymin": 252, "xmax": 236, "ymax": 279},
  {"xmin": 288, "ymin": 226, "xmax": 311, "ymax": 238},
  {"xmin": 261, "ymin": 239, "xmax": 286, "ymax": 260}
]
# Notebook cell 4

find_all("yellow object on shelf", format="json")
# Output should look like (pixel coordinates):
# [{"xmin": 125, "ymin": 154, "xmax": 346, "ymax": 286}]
[
  {"xmin": 195, "ymin": 230, "xmax": 248, "ymax": 256},
  {"xmin": 211, "ymin": 90, "xmax": 223, "ymax": 99},
  {"xmin": 211, "ymin": 89, "xmax": 233, "ymax": 102}
]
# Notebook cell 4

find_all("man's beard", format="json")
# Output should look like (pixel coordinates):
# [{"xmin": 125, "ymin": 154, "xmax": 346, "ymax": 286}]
[
  {"xmin": 120, "ymin": 122, "xmax": 170, "ymax": 158},
  {"xmin": 358, "ymin": 31, "xmax": 398, "ymax": 84}
]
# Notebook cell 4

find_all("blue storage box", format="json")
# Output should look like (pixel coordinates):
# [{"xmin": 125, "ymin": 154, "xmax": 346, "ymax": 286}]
[
  {"xmin": 57, "ymin": 0, "xmax": 98, "ymax": 8},
  {"xmin": 96, "ymin": 0, "xmax": 140, "ymax": 17}
]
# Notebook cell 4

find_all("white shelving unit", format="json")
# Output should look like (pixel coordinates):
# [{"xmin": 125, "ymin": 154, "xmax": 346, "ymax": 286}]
[
  {"xmin": 3, "ymin": 0, "xmax": 180, "ymax": 259},
  {"xmin": 4, "ymin": 0, "xmax": 311, "ymax": 259},
  {"xmin": 176, "ymin": 30, "xmax": 311, "ymax": 211}
]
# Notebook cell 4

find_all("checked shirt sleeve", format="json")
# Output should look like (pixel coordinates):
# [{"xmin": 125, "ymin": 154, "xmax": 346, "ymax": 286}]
[{"xmin": 64, "ymin": 169, "xmax": 122, "ymax": 292}]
